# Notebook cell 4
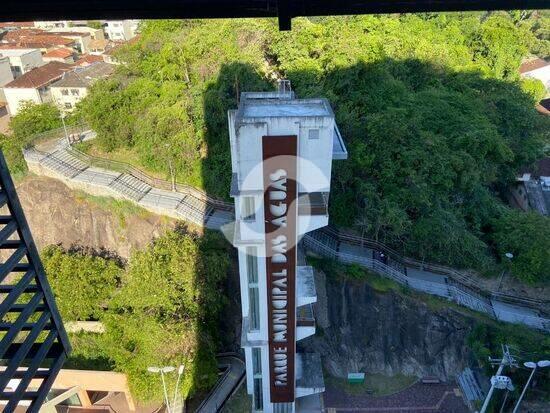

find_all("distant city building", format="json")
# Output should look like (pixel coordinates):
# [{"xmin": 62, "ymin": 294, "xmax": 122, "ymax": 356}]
[
  {"xmin": 53, "ymin": 25, "xmax": 105, "ymax": 41},
  {"xmin": 104, "ymin": 20, "xmax": 140, "ymax": 41},
  {"xmin": 43, "ymin": 47, "xmax": 75, "ymax": 64},
  {"xmin": 0, "ymin": 56, "xmax": 14, "ymax": 101},
  {"xmin": 1, "ymin": 29, "xmax": 76, "ymax": 53},
  {"xmin": 34, "ymin": 20, "xmax": 71, "ymax": 29},
  {"xmin": 51, "ymin": 62, "xmax": 115, "ymax": 112},
  {"xmin": 0, "ymin": 48, "xmax": 44, "ymax": 78},
  {"xmin": 2, "ymin": 61, "xmax": 72, "ymax": 114},
  {"xmin": 520, "ymin": 58, "xmax": 550, "ymax": 90},
  {"xmin": 229, "ymin": 83, "xmax": 347, "ymax": 412}
]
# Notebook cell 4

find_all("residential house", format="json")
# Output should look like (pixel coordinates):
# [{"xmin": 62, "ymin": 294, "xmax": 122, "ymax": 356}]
[
  {"xmin": 1, "ymin": 29, "xmax": 76, "ymax": 53},
  {"xmin": 51, "ymin": 62, "xmax": 115, "ymax": 111},
  {"xmin": 0, "ymin": 56, "xmax": 14, "ymax": 101},
  {"xmin": 520, "ymin": 58, "xmax": 550, "ymax": 90},
  {"xmin": 88, "ymin": 38, "xmax": 110, "ymax": 55},
  {"xmin": 0, "ymin": 48, "xmax": 44, "ymax": 78},
  {"xmin": 46, "ymin": 30, "xmax": 92, "ymax": 53},
  {"xmin": 34, "ymin": 21, "xmax": 71, "ymax": 29},
  {"xmin": 104, "ymin": 20, "xmax": 140, "ymax": 41},
  {"xmin": 2, "ymin": 61, "xmax": 72, "ymax": 115},
  {"xmin": 43, "ymin": 48, "xmax": 76, "ymax": 64},
  {"xmin": 54, "ymin": 26, "xmax": 105, "ymax": 41},
  {"xmin": 73, "ymin": 54, "xmax": 104, "ymax": 67}
]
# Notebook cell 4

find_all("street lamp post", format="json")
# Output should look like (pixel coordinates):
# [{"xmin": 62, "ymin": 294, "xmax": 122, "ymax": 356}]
[
  {"xmin": 172, "ymin": 365, "xmax": 185, "ymax": 412},
  {"xmin": 497, "ymin": 252, "xmax": 513, "ymax": 292},
  {"xmin": 148, "ymin": 366, "xmax": 176, "ymax": 413},
  {"xmin": 512, "ymin": 360, "xmax": 550, "ymax": 413},
  {"xmin": 60, "ymin": 112, "xmax": 70, "ymax": 146}
]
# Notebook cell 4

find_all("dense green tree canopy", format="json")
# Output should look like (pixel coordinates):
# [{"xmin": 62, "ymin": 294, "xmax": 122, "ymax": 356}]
[
  {"xmin": 77, "ymin": 14, "xmax": 550, "ymax": 278},
  {"xmin": 42, "ymin": 245, "xmax": 122, "ymax": 320},
  {"xmin": 44, "ymin": 229, "xmax": 230, "ymax": 402}
]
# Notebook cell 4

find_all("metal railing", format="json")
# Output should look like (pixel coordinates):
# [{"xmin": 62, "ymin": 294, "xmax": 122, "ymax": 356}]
[
  {"xmin": 66, "ymin": 146, "xmax": 234, "ymax": 212},
  {"xmin": 303, "ymin": 231, "xmax": 550, "ymax": 331}
]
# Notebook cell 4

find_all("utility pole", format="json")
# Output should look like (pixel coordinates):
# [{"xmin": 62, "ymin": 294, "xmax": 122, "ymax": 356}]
[{"xmin": 479, "ymin": 345, "xmax": 517, "ymax": 413}]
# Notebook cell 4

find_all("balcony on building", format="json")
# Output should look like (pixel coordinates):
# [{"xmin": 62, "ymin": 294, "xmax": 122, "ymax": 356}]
[
  {"xmin": 296, "ymin": 353, "xmax": 325, "ymax": 398},
  {"xmin": 297, "ymin": 266, "xmax": 317, "ymax": 307},
  {"xmin": 296, "ymin": 303, "xmax": 316, "ymax": 341}
]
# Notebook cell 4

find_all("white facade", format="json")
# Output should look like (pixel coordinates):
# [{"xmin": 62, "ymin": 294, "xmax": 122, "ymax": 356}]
[
  {"xmin": 0, "ymin": 57, "xmax": 14, "ymax": 101},
  {"xmin": 53, "ymin": 26, "xmax": 105, "ymax": 41},
  {"xmin": 34, "ymin": 21, "xmax": 71, "ymax": 29},
  {"xmin": 229, "ymin": 87, "xmax": 347, "ymax": 413},
  {"xmin": 0, "ymin": 49, "xmax": 44, "ymax": 78},
  {"xmin": 522, "ymin": 64, "xmax": 550, "ymax": 90},
  {"xmin": 104, "ymin": 20, "xmax": 140, "ymax": 41},
  {"xmin": 51, "ymin": 85, "xmax": 87, "ymax": 112},
  {"xmin": 3, "ymin": 87, "xmax": 48, "ymax": 115}
]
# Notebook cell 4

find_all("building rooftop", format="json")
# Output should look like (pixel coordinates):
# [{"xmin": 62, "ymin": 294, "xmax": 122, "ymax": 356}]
[
  {"xmin": 51, "ymin": 62, "xmax": 115, "ymax": 88},
  {"xmin": 519, "ymin": 58, "xmax": 549, "ymax": 74},
  {"xmin": 238, "ymin": 93, "xmax": 333, "ymax": 119},
  {"xmin": 296, "ymin": 353, "xmax": 325, "ymax": 390},
  {"xmin": 4, "ymin": 61, "xmax": 72, "ymax": 88},
  {"xmin": 0, "ymin": 48, "xmax": 39, "ymax": 57},
  {"xmin": 74, "ymin": 54, "xmax": 105, "ymax": 67},
  {"xmin": 44, "ymin": 47, "xmax": 74, "ymax": 59}
]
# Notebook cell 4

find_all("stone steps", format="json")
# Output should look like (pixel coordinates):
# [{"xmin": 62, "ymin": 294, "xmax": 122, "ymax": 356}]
[{"xmin": 109, "ymin": 173, "xmax": 152, "ymax": 201}]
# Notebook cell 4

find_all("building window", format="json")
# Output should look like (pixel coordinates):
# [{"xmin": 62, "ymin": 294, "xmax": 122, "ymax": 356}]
[
  {"xmin": 252, "ymin": 347, "xmax": 263, "ymax": 410},
  {"xmin": 61, "ymin": 89, "xmax": 69, "ymax": 96},
  {"xmin": 70, "ymin": 89, "xmax": 80, "ymax": 96},
  {"xmin": 64, "ymin": 103, "xmax": 72, "ymax": 109},
  {"xmin": 308, "ymin": 129, "xmax": 320, "ymax": 139},
  {"xmin": 253, "ymin": 378, "xmax": 263, "ymax": 411},
  {"xmin": 242, "ymin": 196, "xmax": 256, "ymax": 221},
  {"xmin": 246, "ymin": 247, "xmax": 260, "ymax": 330}
]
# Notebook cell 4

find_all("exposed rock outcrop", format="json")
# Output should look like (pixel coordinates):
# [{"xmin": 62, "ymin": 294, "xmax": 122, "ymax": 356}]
[
  {"xmin": 301, "ymin": 270, "xmax": 475, "ymax": 381},
  {"xmin": 16, "ymin": 176, "xmax": 176, "ymax": 258}
]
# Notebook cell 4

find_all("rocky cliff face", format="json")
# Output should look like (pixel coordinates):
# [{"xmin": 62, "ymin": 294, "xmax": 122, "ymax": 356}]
[
  {"xmin": 16, "ymin": 176, "xmax": 176, "ymax": 259},
  {"xmin": 301, "ymin": 270, "xmax": 475, "ymax": 381}
]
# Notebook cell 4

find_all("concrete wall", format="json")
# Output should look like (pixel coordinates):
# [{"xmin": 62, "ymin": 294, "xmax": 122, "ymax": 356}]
[
  {"xmin": 523, "ymin": 66, "xmax": 550, "ymax": 90},
  {"xmin": 3, "ymin": 87, "xmax": 41, "ymax": 115}
]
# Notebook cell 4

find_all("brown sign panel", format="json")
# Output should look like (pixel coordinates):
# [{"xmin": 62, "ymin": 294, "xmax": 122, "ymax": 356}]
[{"xmin": 262, "ymin": 135, "xmax": 297, "ymax": 403}]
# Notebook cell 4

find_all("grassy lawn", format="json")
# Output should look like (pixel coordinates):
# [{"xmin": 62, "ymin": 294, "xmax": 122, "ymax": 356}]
[
  {"xmin": 222, "ymin": 381, "xmax": 251, "ymax": 413},
  {"xmin": 326, "ymin": 373, "xmax": 417, "ymax": 397}
]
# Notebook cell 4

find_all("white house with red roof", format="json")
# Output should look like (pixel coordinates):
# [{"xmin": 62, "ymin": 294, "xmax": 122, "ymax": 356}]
[
  {"xmin": 520, "ymin": 58, "xmax": 550, "ymax": 90},
  {"xmin": 2, "ymin": 61, "xmax": 72, "ymax": 114}
]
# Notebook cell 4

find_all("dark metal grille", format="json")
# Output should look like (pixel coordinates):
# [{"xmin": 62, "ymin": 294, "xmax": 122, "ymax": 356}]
[{"xmin": 0, "ymin": 152, "xmax": 71, "ymax": 412}]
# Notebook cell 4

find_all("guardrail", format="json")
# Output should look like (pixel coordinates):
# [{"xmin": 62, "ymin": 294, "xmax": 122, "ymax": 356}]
[
  {"xmin": 314, "ymin": 226, "xmax": 548, "ymax": 314},
  {"xmin": 66, "ymin": 146, "xmax": 234, "ymax": 212},
  {"xmin": 303, "ymin": 230, "xmax": 549, "ymax": 331},
  {"xmin": 23, "ymin": 129, "xmax": 548, "ymax": 322}
]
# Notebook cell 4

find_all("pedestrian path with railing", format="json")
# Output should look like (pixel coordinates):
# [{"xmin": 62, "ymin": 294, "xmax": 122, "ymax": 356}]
[{"xmin": 22, "ymin": 133, "xmax": 550, "ymax": 333}]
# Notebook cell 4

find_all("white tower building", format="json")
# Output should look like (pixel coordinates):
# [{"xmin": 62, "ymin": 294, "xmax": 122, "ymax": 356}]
[{"xmin": 228, "ymin": 82, "xmax": 347, "ymax": 413}]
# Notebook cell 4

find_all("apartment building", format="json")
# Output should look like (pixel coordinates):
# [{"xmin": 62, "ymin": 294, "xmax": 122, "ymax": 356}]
[
  {"xmin": 0, "ymin": 48, "xmax": 44, "ymax": 78},
  {"xmin": 104, "ymin": 20, "xmax": 140, "ymax": 41},
  {"xmin": 229, "ymin": 84, "xmax": 347, "ymax": 412}
]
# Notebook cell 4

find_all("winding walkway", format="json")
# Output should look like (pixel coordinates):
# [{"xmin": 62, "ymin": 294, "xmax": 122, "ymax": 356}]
[{"xmin": 22, "ymin": 134, "xmax": 550, "ymax": 333}]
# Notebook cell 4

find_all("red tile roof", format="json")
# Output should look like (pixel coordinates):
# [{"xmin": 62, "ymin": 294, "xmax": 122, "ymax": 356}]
[
  {"xmin": 4, "ymin": 61, "xmax": 72, "ymax": 89},
  {"xmin": 44, "ymin": 47, "xmax": 74, "ymax": 59},
  {"xmin": 519, "ymin": 58, "xmax": 549, "ymax": 74},
  {"xmin": 74, "ymin": 54, "xmax": 104, "ymax": 66},
  {"xmin": 2, "ymin": 29, "xmax": 75, "ymax": 48}
]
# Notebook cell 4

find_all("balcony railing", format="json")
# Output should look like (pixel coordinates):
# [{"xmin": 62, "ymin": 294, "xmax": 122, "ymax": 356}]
[{"xmin": 298, "ymin": 192, "xmax": 328, "ymax": 216}]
